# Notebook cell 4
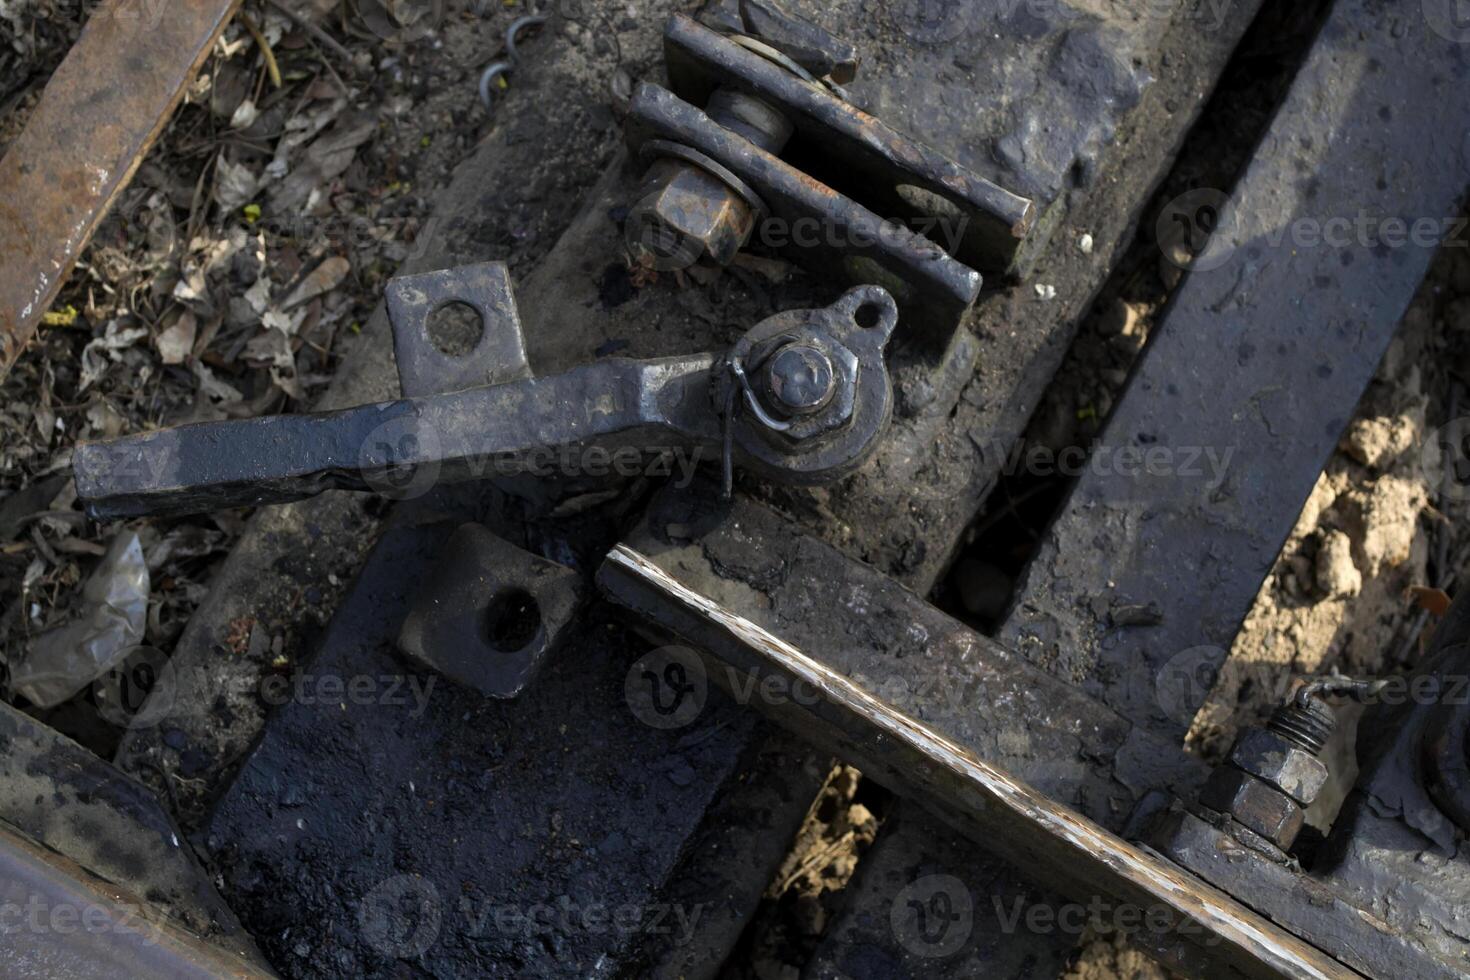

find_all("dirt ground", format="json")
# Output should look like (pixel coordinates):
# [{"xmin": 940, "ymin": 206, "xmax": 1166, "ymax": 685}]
[{"xmin": 2, "ymin": 2, "xmax": 1468, "ymax": 979}]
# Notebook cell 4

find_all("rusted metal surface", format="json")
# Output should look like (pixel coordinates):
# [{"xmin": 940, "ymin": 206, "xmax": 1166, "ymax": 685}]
[
  {"xmin": 385, "ymin": 262, "xmax": 532, "ymax": 398},
  {"xmin": 626, "ymin": 82, "xmax": 983, "ymax": 337},
  {"xmin": 0, "ymin": 0, "xmax": 241, "ymax": 379},
  {"xmin": 0, "ymin": 820, "xmax": 273, "ymax": 979},
  {"xmin": 663, "ymin": 13, "xmax": 1036, "ymax": 275},
  {"xmin": 597, "ymin": 543, "xmax": 1358, "ymax": 979}
]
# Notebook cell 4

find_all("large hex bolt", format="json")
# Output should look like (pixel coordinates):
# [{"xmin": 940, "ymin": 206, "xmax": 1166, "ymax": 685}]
[
  {"xmin": 628, "ymin": 88, "xmax": 794, "ymax": 269},
  {"xmin": 1199, "ymin": 768, "xmax": 1306, "ymax": 850}
]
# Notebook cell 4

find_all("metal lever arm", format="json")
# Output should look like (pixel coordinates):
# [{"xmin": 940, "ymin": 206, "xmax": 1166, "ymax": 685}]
[
  {"xmin": 74, "ymin": 284, "xmax": 898, "ymax": 520},
  {"xmin": 74, "ymin": 357, "xmax": 717, "ymax": 520}
]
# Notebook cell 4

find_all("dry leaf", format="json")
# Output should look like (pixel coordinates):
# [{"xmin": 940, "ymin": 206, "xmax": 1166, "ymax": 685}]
[
  {"xmin": 156, "ymin": 312, "xmax": 198, "ymax": 365},
  {"xmin": 1409, "ymin": 586, "xmax": 1453, "ymax": 617},
  {"xmin": 280, "ymin": 256, "xmax": 350, "ymax": 311}
]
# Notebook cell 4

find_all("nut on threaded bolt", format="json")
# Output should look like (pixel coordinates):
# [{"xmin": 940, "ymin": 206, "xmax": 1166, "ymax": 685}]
[{"xmin": 763, "ymin": 344, "xmax": 836, "ymax": 416}]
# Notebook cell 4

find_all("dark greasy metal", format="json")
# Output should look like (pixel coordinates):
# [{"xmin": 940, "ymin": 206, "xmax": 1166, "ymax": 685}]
[
  {"xmin": 205, "ymin": 505, "xmax": 786, "ymax": 976},
  {"xmin": 1003, "ymin": 0, "xmax": 1470, "ymax": 742},
  {"xmin": 1313, "ymin": 589, "xmax": 1470, "ymax": 972},
  {"xmin": 662, "ymin": 14, "xmax": 1035, "ymax": 275},
  {"xmin": 73, "ymin": 355, "xmax": 716, "ymax": 519},
  {"xmin": 397, "ymin": 523, "xmax": 584, "ymax": 699},
  {"xmin": 1229, "ymin": 728, "xmax": 1329, "ymax": 808},
  {"xmin": 698, "ymin": 0, "xmax": 858, "ymax": 83},
  {"xmin": 1147, "ymin": 589, "xmax": 1470, "ymax": 979},
  {"xmin": 626, "ymin": 82, "xmax": 983, "ymax": 334},
  {"xmin": 385, "ymin": 262, "xmax": 532, "ymax": 397},
  {"xmin": 0, "ymin": 702, "xmax": 255, "ymax": 949},
  {"xmin": 0, "ymin": 0, "xmax": 241, "ymax": 379},
  {"xmin": 762, "ymin": 343, "xmax": 833, "ymax": 415},
  {"xmin": 629, "ymin": 86, "xmax": 792, "ymax": 269},
  {"xmin": 596, "ymin": 543, "xmax": 1355, "ymax": 979},
  {"xmin": 1267, "ymin": 693, "xmax": 1337, "ymax": 756},
  {"xmin": 108, "ymin": 0, "xmax": 1270, "ymax": 973},
  {"xmin": 722, "ymin": 283, "xmax": 895, "ymax": 483},
  {"xmin": 1149, "ymin": 806, "xmax": 1463, "ymax": 980},
  {"xmin": 0, "ymin": 820, "xmax": 272, "ymax": 979},
  {"xmin": 72, "ymin": 284, "xmax": 897, "ymax": 519}
]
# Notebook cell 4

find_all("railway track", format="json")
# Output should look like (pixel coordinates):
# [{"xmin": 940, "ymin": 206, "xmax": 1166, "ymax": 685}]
[{"xmin": 2, "ymin": 0, "xmax": 1469, "ymax": 976}]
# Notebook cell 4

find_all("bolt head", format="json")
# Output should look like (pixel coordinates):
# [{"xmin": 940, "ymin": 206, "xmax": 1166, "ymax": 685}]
[
  {"xmin": 1200, "ymin": 768, "xmax": 1305, "ymax": 849},
  {"xmin": 627, "ymin": 162, "xmax": 753, "ymax": 269},
  {"xmin": 1230, "ymin": 728, "xmax": 1329, "ymax": 806},
  {"xmin": 765, "ymin": 344, "xmax": 835, "ymax": 415}
]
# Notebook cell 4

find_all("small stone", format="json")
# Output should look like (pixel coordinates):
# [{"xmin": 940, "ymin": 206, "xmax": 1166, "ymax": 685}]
[
  {"xmin": 1315, "ymin": 530, "xmax": 1362, "ymax": 598},
  {"xmin": 1034, "ymin": 283, "xmax": 1057, "ymax": 301},
  {"xmin": 1339, "ymin": 416, "xmax": 1415, "ymax": 469},
  {"xmin": 1078, "ymin": 232, "xmax": 1094, "ymax": 254}
]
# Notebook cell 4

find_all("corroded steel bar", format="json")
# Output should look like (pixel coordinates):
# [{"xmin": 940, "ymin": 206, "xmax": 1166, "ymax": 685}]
[{"xmin": 0, "ymin": 0, "xmax": 240, "ymax": 377}]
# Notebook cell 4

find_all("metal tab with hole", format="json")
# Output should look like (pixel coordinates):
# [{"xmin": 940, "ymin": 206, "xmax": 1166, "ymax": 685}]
[{"xmin": 385, "ymin": 261, "xmax": 533, "ymax": 398}]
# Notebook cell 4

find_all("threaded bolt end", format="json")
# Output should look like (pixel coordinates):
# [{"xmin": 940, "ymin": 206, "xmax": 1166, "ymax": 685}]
[{"xmin": 1268, "ymin": 696, "xmax": 1336, "ymax": 755}]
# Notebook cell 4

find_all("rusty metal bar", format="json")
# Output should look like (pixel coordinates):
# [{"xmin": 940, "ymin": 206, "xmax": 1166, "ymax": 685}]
[
  {"xmin": 598, "ymin": 543, "xmax": 1360, "ymax": 979},
  {"xmin": 0, "ymin": 0, "xmax": 241, "ymax": 378}
]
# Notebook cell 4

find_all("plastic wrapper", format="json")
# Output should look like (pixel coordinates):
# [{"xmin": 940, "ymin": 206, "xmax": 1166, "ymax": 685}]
[{"xmin": 11, "ymin": 531, "xmax": 149, "ymax": 708}]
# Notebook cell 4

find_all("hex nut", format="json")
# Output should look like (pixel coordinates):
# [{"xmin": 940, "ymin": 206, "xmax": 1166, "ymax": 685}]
[
  {"xmin": 1199, "ymin": 768, "xmax": 1305, "ymax": 848},
  {"xmin": 1230, "ymin": 728, "xmax": 1329, "ymax": 806},
  {"xmin": 628, "ymin": 162, "xmax": 754, "ymax": 268}
]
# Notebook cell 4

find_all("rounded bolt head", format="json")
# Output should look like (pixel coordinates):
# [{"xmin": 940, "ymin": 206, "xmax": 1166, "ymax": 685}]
[{"xmin": 765, "ymin": 344, "xmax": 835, "ymax": 416}]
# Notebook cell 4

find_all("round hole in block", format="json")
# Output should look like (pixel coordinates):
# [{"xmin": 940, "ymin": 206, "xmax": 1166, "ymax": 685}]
[
  {"xmin": 854, "ymin": 302, "xmax": 885, "ymax": 329},
  {"xmin": 484, "ymin": 588, "xmax": 542, "ymax": 654},
  {"xmin": 427, "ymin": 301, "xmax": 484, "ymax": 357}
]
